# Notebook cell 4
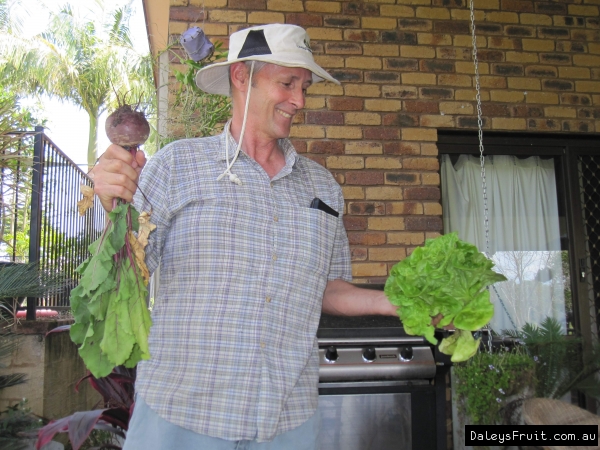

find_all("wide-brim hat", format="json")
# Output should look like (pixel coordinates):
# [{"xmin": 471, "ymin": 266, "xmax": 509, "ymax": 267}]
[{"xmin": 195, "ymin": 23, "xmax": 340, "ymax": 96}]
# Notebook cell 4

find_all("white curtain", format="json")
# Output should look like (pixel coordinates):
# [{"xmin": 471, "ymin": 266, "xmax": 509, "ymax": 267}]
[{"xmin": 441, "ymin": 154, "xmax": 567, "ymax": 333}]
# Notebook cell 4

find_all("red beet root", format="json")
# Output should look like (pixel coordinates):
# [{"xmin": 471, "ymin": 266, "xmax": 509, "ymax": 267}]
[{"xmin": 105, "ymin": 104, "xmax": 150, "ymax": 148}]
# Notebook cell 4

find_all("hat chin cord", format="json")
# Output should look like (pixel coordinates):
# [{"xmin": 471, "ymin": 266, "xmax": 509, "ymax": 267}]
[{"xmin": 217, "ymin": 61, "xmax": 255, "ymax": 186}]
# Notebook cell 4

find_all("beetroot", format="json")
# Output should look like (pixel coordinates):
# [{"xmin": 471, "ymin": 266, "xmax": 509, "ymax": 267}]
[{"xmin": 105, "ymin": 103, "xmax": 150, "ymax": 148}]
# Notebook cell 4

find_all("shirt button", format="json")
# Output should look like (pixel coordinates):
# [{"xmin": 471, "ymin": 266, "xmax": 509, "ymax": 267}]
[
  {"xmin": 260, "ymin": 342, "xmax": 266, "ymax": 349},
  {"xmin": 272, "ymin": 254, "xmax": 277, "ymax": 261},
  {"xmin": 270, "ymin": 182, "xmax": 274, "ymax": 188},
  {"xmin": 273, "ymin": 216, "xmax": 278, "ymax": 222},
  {"xmin": 266, "ymin": 297, "xmax": 271, "ymax": 303}
]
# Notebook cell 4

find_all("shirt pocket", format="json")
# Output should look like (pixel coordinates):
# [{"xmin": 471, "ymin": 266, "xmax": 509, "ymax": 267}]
[{"xmin": 278, "ymin": 206, "xmax": 340, "ymax": 278}]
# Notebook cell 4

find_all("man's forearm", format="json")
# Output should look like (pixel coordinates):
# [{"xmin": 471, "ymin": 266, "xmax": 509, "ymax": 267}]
[{"xmin": 322, "ymin": 279, "xmax": 397, "ymax": 316}]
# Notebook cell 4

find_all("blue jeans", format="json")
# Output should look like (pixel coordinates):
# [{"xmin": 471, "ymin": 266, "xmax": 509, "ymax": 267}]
[{"xmin": 123, "ymin": 396, "xmax": 320, "ymax": 450}]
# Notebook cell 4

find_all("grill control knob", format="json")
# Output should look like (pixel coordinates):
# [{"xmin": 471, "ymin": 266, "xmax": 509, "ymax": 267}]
[
  {"xmin": 325, "ymin": 346, "xmax": 338, "ymax": 362},
  {"xmin": 399, "ymin": 346, "xmax": 413, "ymax": 362},
  {"xmin": 362, "ymin": 346, "xmax": 376, "ymax": 362}
]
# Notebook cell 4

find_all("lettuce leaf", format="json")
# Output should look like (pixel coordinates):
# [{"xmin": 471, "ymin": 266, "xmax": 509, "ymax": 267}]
[{"xmin": 384, "ymin": 232, "xmax": 506, "ymax": 362}]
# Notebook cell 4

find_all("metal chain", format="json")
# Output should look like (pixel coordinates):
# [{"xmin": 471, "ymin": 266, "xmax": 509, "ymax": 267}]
[{"xmin": 469, "ymin": 0, "xmax": 517, "ymax": 350}]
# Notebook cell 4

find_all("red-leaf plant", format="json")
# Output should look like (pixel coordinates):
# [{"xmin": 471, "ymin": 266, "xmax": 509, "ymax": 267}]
[{"xmin": 36, "ymin": 363, "xmax": 136, "ymax": 450}]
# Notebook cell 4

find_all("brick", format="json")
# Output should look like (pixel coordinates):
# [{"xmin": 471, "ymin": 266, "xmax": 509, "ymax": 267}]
[
  {"xmin": 525, "ymin": 66, "xmax": 557, "ymax": 78},
  {"xmin": 568, "ymin": 5, "xmax": 599, "ymax": 16},
  {"xmin": 286, "ymin": 13, "xmax": 322, "ymax": 27},
  {"xmin": 290, "ymin": 139, "xmax": 307, "ymax": 153},
  {"xmin": 403, "ymin": 186, "xmax": 439, "ymax": 200},
  {"xmin": 382, "ymin": 31, "xmax": 418, "ymax": 45},
  {"xmin": 348, "ymin": 231, "xmax": 386, "ymax": 245},
  {"xmin": 313, "ymin": 55, "xmax": 345, "ymax": 68},
  {"xmin": 438, "ymin": 74, "xmax": 473, "ymax": 87},
  {"xmin": 418, "ymin": 33, "xmax": 453, "ymax": 46},
  {"xmin": 304, "ymin": 155, "xmax": 325, "ymax": 166},
  {"xmin": 405, "ymin": 216, "xmax": 443, "ymax": 232},
  {"xmin": 326, "ymin": 126, "xmax": 363, "ymax": 139},
  {"xmin": 520, "ymin": 13, "xmax": 552, "ymax": 25},
  {"xmin": 537, "ymin": 27, "xmax": 570, "ymax": 40},
  {"xmin": 544, "ymin": 106, "xmax": 577, "ymax": 118},
  {"xmin": 400, "ymin": 45, "xmax": 435, "ymax": 59},
  {"xmin": 267, "ymin": 0, "xmax": 303, "ymax": 11},
  {"xmin": 457, "ymin": 116, "xmax": 489, "ymax": 128},
  {"xmin": 384, "ymin": 142, "xmax": 420, "ymax": 155},
  {"xmin": 419, "ymin": 87, "xmax": 454, "ymax": 99},
  {"xmin": 365, "ymin": 157, "xmax": 402, "ymax": 169},
  {"xmin": 502, "ymin": 0, "xmax": 534, "ymax": 12},
  {"xmin": 345, "ymin": 84, "xmax": 382, "ymax": 98},
  {"xmin": 347, "ymin": 172, "xmax": 384, "ymax": 185},
  {"xmin": 345, "ymin": 112, "xmax": 381, "ymax": 126},
  {"xmin": 348, "ymin": 202, "xmax": 386, "ymax": 215},
  {"xmin": 366, "ymin": 186, "xmax": 404, "ymax": 200},
  {"xmin": 543, "ymin": 80, "xmax": 574, "ymax": 91},
  {"xmin": 489, "ymin": 37, "xmax": 522, "ymax": 50},
  {"xmin": 170, "ymin": 6, "xmax": 205, "ymax": 21},
  {"xmin": 453, "ymin": 35, "xmax": 487, "ymax": 49},
  {"xmin": 522, "ymin": 39, "xmax": 555, "ymax": 51},
  {"xmin": 385, "ymin": 172, "xmax": 419, "ymax": 185},
  {"xmin": 576, "ymin": 81, "xmax": 600, "ymax": 93},
  {"xmin": 308, "ymin": 140, "xmax": 344, "ymax": 154},
  {"xmin": 169, "ymin": 22, "xmax": 189, "ymax": 36},
  {"xmin": 363, "ymin": 44, "xmax": 400, "ymax": 57},
  {"xmin": 383, "ymin": 86, "xmax": 419, "ymax": 99},
  {"xmin": 526, "ymin": 91, "xmax": 559, "ymax": 104},
  {"xmin": 385, "ymin": 58, "xmax": 420, "ymax": 71},
  {"xmin": 248, "ymin": 11, "xmax": 285, "ymax": 23},
  {"xmin": 344, "ymin": 30, "xmax": 379, "ymax": 42},
  {"xmin": 440, "ymin": 101, "xmax": 474, "ymax": 115},
  {"xmin": 209, "ymin": 10, "xmax": 246, "ymax": 22},
  {"xmin": 505, "ymin": 51, "xmax": 539, "ymax": 63},
  {"xmin": 363, "ymin": 127, "xmax": 401, "ymax": 140},
  {"xmin": 289, "ymin": 125, "xmax": 324, "ymax": 138},
  {"xmin": 476, "ymin": 50, "xmax": 504, "ymax": 62},
  {"xmin": 381, "ymin": 114, "xmax": 416, "ymax": 128},
  {"xmin": 556, "ymin": 42, "xmax": 586, "ymax": 53},
  {"xmin": 323, "ymin": 16, "xmax": 361, "ymax": 27},
  {"xmin": 363, "ymin": 17, "xmax": 399, "ymax": 29},
  {"xmin": 380, "ymin": 5, "xmax": 415, "ymax": 17},
  {"xmin": 171, "ymin": 0, "xmax": 188, "ymax": 5},
  {"xmin": 343, "ymin": 2, "xmax": 380, "ymax": 15},
  {"xmin": 368, "ymin": 217, "xmax": 405, "ymax": 230},
  {"xmin": 305, "ymin": 1, "xmax": 340, "ymax": 13},
  {"xmin": 558, "ymin": 67, "xmax": 591, "ymax": 79},
  {"xmin": 306, "ymin": 27, "xmax": 343, "ymax": 41},
  {"xmin": 404, "ymin": 101, "xmax": 438, "ymax": 114},
  {"xmin": 352, "ymin": 263, "xmax": 388, "ymax": 277},
  {"xmin": 397, "ymin": 18, "xmax": 432, "ymax": 31},
  {"xmin": 474, "ymin": 23, "xmax": 502, "ymax": 34},
  {"xmin": 325, "ymin": 42, "xmax": 362, "ymax": 55},
  {"xmin": 573, "ymin": 55, "xmax": 600, "ymax": 67},
  {"xmin": 589, "ymin": 43, "xmax": 600, "ymax": 55},
  {"xmin": 434, "ymin": 21, "xmax": 471, "ymax": 35},
  {"xmin": 489, "ymin": 90, "xmax": 524, "ymax": 103},
  {"xmin": 492, "ymin": 117, "xmax": 527, "ymax": 129},
  {"xmin": 437, "ymin": 48, "xmax": 474, "ymax": 61},
  {"xmin": 561, "ymin": 120, "xmax": 592, "ymax": 132},
  {"xmin": 398, "ymin": 0, "xmax": 430, "ymax": 4},
  {"xmin": 507, "ymin": 77, "xmax": 541, "ymax": 90},
  {"xmin": 535, "ymin": 3, "xmax": 566, "ymax": 15},
  {"xmin": 492, "ymin": 64, "xmax": 524, "ymax": 76},
  {"xmin": 346, "ymin": 57, "xmax": 383, "ymax": 70},
  {"xmin": 485, "ymin": 11, "xmax": 519, "ymax": 22},
  {"xmin": 345, "ymin": 142, "xmax": 383, "ymax": 155},
  {"xmin": 229, "ymin": 0, "xmax": 266, "ymax": 9},
  {"xmin": 539, "ymin": 53, "xmax": 571, "ymax": 65},
  {"xmin": 307, "ymin": 83, "xmax": 344, "ymax": 96},
  {"xmin": 329, "ymin": 70, "xmax": 362, "ymax": 82},
  {"xmin": 390, "ymin": 202, "xmax": 425, "ymax": 216},
  {"xmin": 560, "ymin": 94, "xmax": 592, "ymax": 106},
  {"xmin": 344, "ymin": 216, "xmax": 367, "ymax": 230},
  {"xmin": 474, "ymin": 0, "xmax": 500, "ymax": 9},
  {"xmin": 420, "ymin": 60, "xmax": 454, "ymax": 73},
  {"xmin": 369, "ymin": 247, "xmax": 407, "ymax": 262},
  {"xmin": 420, "ymin": 114, "xmax": 455, "ymax": 127},
  {"xmin": 402, "ymin": 128, "xmax": 438, "ymax": 141},
  {"xmin": 482, "ymin": 103, "xmax": 510, "ymax": 116},
  {"xmin": 387, "ymin": 231, "xmax": 425, "ymax": 245},
  {"xmin": 342, "ymin": 186, "xmax": 365, "ymax": 200},
  {"xmin": 455, "ymin": 61, "xmax": 487, "ymax": 75},
  {"xmin": 552, "ymin": 16, "xmax": 586, "ymax": 28},
  {"xmin": 200, "ymin": 23, "xmax": 229, "ymax": 35},
  {"xmin": 403, "ymin": 158, "xmax": 440, "ymax": 171},
  {"xmin": 351, "ymin": 247, "xmax": 368, "ymax": 262},
  {"xmin": 326, "ymin": 156, "xmax": 364, "ymax": 169},
  {"xmin": 402, "ymin": 73, "xmax": 437, "ymax": 85},
  {"xmin": 416, "ymin": 7, "xmax": 451, "ymax": 20},
  {"xmin": 365, "ymin": 99, "xmax": 402, "ymax": 111},
  {"xmin": 420, "ymin": 143, "xmax": 439, "ymax": 155},
  {"xmin": 328, "ymin": 97, "xmax": 364, "ymax": 111},
  {"xmin": 305, "ymin": 111, "xmax": 343, "ymax": 126}
]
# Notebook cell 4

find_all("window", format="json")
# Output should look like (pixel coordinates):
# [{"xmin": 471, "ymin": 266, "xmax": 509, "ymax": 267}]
[{"xmin": 438, "ymin": 131, "xmax": 599, "ymax": 345}]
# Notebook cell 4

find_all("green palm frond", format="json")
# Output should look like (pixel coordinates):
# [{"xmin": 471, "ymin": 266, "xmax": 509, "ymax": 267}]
[
  {"xmin": 0, "ymin": 374, "xmax": 26, "ymax": 390},
  {"xmin": 0, "ymin": 263, "xmax": 65, "ymax": 300}
]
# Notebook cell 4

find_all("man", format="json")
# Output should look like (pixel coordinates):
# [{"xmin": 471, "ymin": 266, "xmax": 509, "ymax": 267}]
[{"xmin": 91, "ymin": 23, "xmax": 413, "ymax": 449}]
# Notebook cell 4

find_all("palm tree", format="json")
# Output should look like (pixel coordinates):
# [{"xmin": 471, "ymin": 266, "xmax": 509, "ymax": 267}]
[{"xmin": 0, "ymin": 1, "xmax": 154, "ymax": 169}]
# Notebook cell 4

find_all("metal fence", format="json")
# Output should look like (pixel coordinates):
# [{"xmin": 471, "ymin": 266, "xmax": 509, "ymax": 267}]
[{"xmin": 1, "ymin": 126, "xmax": 106, "ymax": 319}]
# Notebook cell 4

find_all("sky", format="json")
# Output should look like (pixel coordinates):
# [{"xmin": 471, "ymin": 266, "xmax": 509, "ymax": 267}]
[{"xmin": 15, "ymin": 0, "xmax": 150, "ymax": 171}]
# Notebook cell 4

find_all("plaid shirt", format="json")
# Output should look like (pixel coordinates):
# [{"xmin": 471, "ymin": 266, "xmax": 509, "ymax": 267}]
[{"xmin": 133, "ymin": 128, "xmax": 351, "ymax": 442}]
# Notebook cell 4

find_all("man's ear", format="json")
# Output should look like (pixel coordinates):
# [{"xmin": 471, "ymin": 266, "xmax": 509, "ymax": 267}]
[{"xmin": 230, "ymin": 62, "xmax": 249, "ymax": 92}]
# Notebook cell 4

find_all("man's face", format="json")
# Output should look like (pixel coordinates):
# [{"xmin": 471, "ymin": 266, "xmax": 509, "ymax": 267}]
[{"xmin": 245, "ymin": 64, "xmax": 313, "ymax": 141}]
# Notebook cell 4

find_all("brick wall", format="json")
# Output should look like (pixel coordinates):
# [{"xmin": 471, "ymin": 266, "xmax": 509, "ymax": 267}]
[{"xmin": 166, "ymin": 0, "xmax": 600, "ymax": 283}]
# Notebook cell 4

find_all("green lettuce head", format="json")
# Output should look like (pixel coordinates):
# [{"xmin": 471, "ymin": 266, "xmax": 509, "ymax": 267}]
[{"xmin": 384, "ymin": 232, "xmax": 506, "ymax": 362}]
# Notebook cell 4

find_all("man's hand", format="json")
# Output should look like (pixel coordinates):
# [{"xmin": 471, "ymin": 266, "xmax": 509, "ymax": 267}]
[
  {"xmin": 89, "ymin": 144, "xmax": 146, "ymax": 212},
  {"xmin": 431, "ymin": 313, "xmax": 455, "ymax": 331}
]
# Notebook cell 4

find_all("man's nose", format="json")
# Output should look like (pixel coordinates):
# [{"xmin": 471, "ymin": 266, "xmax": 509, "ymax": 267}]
[{"xmin": 290, "ymin": 86, "xmax": 305, "ymax": 110}]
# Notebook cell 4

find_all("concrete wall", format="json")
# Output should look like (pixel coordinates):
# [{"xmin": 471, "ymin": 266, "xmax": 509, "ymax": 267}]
[
  {"xmin": 0, "ymin": 321, "xmax": 100, "ymax": 420},
  {"xmin": 162, "ymin": 0, "xmax": 600, "ymax": 285}
]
